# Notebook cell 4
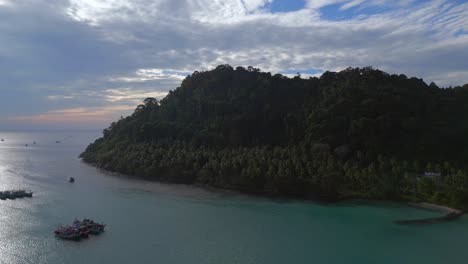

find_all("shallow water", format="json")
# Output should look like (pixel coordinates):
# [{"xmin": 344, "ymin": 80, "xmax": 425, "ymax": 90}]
[{"xmin": 0, "ymin": 131, "xmax": 466, "ymax": 264}]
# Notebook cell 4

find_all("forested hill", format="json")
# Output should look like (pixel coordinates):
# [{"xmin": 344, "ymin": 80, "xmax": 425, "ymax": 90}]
[{"xmin": 81, "ymin": 65, "xmax": 468, "ymax": 209}]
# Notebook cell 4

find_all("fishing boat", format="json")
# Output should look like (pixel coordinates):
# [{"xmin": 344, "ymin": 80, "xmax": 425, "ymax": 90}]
[
  {"xmin": 54, "ymin": 228, "xmax": 81, "ymax": 241},
  {"xmin": 73, "ymin": 218, "xmax": 106, "ymax": 234},
  {"xmin": 69, "ymin": 177, "xmax": 75, "ymax": 183},
  {"xmin": 55, "ymin": 218, "xmax": 106, "ymax": 241},
  {"xmin": 0, "ymin": 189, "xmax": 33, "ymax": 200},
  {"xmin": 13, "ymin": 190, "xmax": 26, "ymax": 198},
  {"xmin": 5, "ymin": 191, "xmax": 16, "ymax": 199}
]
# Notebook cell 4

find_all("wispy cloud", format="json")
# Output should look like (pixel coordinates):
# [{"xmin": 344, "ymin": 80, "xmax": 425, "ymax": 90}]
[
  {"xmin": 104, "ymin": 89, "xmax": 168, "ymax": 103},
  {"xmin": 109, "ymin": 68, "xmax": 189, "ymax": 83}
]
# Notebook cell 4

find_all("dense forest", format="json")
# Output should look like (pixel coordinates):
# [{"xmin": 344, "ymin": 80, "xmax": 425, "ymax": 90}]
[{"xmin": 81, "ymin": 65, "xmax": 468, "ymax": 209}]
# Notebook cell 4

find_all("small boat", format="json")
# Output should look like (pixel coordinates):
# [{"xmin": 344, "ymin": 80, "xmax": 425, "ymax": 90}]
[
  {"xmin": 1, "ymin": 139, "xmax": 4, "ymax": 142},
  {"xmin": 13, "ymin": 190, "xmax": 26, "ymax": 198},
  {"xmin": 69, "ymin": 177, "xmax": 75, "ymax": 183},
  {"xmin": 54, "ymin": 218, "xmax": 106, "ymax": 241},
  {"xmin": 56, "ymin": 141, "xmax": 61, "ymax": 143},
  {"xmin": 33, "ymin": 141, "xmax": 36, "ymax": 144},
  {"xmin": 88, "ymin": 224, "xmax": 105, "ymax": 235},
  {"xmin": 24, "ymin": 190, "xmax": 33, "ymax": 197},
  {"xmin": 25, "ymin": 144, "xmax": 28, "ymax": 147},
  {"xmin": 54, "ymin": 229, "xmax": 81, "ymax": 241},
  {"xmin": 73, "ymin": 218, "xmax": 106, "ymax": 234},
  {"xmin": 0, "ymin": 192, "xmax": 6, "ymax": 200},
  {"xmin": 4, "ymin": 191, "xmax": 16, "ymax": 199}
]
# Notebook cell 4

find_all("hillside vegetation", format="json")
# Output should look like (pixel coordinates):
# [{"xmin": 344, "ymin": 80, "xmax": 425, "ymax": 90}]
[{"xmin": 81, "ymin": 65, "xmax": 468, "ymax": 209}]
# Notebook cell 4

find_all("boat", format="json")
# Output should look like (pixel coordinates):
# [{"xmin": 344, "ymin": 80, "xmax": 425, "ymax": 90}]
[
  {"xmin": 73, "ymin": 218, "xmax": 106, "ymax": 234},
  {"xmin": 89, "ymin": 225, "xmax": 105, "ymax": 235},
  {"xmin": 55, "ymin": 218, "xmax": 106, "ymax": 241},
  {"xmin": 5, "ymin": 191, "xmax": 16, "ymax": 199},
  {"xmin": 13, "ymin": 190, "xmax": 26, "ymax": 198},
  {"xmin": 0, "ymin": 189, "xmax": 33, "ymax": 199},
  {"xmin": 1, "ymin": 139, "xmax": 4, "ymax": 141},
  {"xmin": 54, "ymin": 228, "xmax": 81, "ymax": 241},
  {"xmin": 69, "ymin": 177, "xmax": 75, "ymax": 183}
]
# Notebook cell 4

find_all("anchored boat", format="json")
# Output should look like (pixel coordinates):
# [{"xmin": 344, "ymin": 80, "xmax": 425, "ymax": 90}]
[
  {"xmin": 55, "ymin": 218, "xmax": 106, "ymax": 241},
  {"xmin": 0, "ymin": 189, "xmax": 33, "ymax": 200}
]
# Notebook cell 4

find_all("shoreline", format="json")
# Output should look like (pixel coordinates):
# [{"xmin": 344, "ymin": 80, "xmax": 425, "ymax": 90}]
[
  {"xmin": 408, "ymin": 202, "xmax": 463, "ymax": 214},
  {"xmin": 83, "ymin": 160, "xmax": 465, "ymax": 224},
  {"xmin": 395, "ymin": 202, "xmax": 464, "ymax": 225}
]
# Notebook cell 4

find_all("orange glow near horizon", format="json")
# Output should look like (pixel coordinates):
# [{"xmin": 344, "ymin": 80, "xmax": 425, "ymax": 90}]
[{"xmin": 8, "ymin": 105, "xmax": 135, "ymax": 125}]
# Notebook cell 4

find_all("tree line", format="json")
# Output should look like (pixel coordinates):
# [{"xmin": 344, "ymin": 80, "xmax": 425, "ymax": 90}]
[{"xmin": 81, "ymin": 65, "xmax": 468, "ymax": 209}]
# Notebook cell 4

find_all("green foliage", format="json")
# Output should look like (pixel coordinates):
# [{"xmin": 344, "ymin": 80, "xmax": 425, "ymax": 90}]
[{"xmin": 81, "ymin": 65, "xmax": 468, "ymax": 209}]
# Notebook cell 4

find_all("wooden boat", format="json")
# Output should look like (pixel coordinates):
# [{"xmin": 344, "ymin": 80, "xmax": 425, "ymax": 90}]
[
  {"xmin": 55, "ymin": 219, "xmax": 106, "ymax": 241},
  {"xmin": 73, "ymin": 219, "xmax": 105, "ymax": 234},
  {"xmin": 13, "ymin": 190, "xmax": 26, "ymax": 198},
  {"xmin": 55, "ymin": 231, "xmax": 81, "ymax": 241},
  {"xmin": 5, "ymin": 191, "xmax": 16, "ymax": 199},
  {"xmin": 88, "ymin": 225, "xmax": 105, "ymax": 235}
]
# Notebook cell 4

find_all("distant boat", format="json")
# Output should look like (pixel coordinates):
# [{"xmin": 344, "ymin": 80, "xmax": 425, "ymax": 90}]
[
  {"xmin": 33, "ymin": 142, "xmax": 36, "ymax": 144},
  {"xmin": 24, "ymin": 190, "xmax": 33, "ymax": 197},
  {"xmin": 4, "ymin": 191, "xmax": 16, "ymax": 199},
  {"xmin": 25, "ymin": 144, "xmax": 28, "ymax": 147},
  {"xmin": 0, "ymin": 189, "xmax": 33, "ymax": 200},
  {"xmin": 56, "ymin": 141, "xmax": 61, "ymax": 143},
  {"xmin": 69, "ymin": 177, "xmax": 75, "ymax": 183},
  {"xmin": 1, "ymin": 139, "xmax": 4, "ymax": 142}
]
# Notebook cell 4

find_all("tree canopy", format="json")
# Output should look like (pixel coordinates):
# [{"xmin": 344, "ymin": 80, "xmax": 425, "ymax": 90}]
[{"xmin": 81, "ymin": 65, "xmax": 468, "ymax": 209}]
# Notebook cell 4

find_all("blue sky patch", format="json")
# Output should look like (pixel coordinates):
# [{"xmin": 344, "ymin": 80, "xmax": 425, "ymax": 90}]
[
  {"xmin": 455, "ymin": 29, "xmax": 468, "ymax": 37},
  {"xmin": 280, "ymin": 69, "xmax": 323, "ymax": 75},
  {"xmin": 319, "ymin": 0, "xmax": 429, "ymax": 21},
  {"xmin": 266, "ymin": 0, "xmax": 306, "ymax": 13},
  {"xmin": 320, "ymin": 3, "xmax": 389, "ymax": 21}
]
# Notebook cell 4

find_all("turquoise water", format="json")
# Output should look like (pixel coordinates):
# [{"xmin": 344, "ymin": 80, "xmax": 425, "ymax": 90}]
[{"xmin": 0, "ymin": 131, "xmax": 467, "ymax": 264}]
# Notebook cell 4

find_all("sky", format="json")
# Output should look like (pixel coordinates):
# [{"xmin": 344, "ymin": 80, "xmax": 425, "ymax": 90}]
[{"xmin": 0, "ymin": 0, "xmax": 467, "ymax": 130}]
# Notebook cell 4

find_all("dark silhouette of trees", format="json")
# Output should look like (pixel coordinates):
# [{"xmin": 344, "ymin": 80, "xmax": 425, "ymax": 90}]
[{"xmin": 81, "ymin": 65, "xmax": 468, "ymax": 209}]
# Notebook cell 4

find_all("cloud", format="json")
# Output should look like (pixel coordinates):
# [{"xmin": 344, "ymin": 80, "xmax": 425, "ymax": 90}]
[
  {"xmin": 104, "ymin": 89, "xmax": 168, "ymax": 103},
  {"xmin": 340, "ymin": 0, "xmax": 367, "ymax": 10},
  {"xmin": 0, "ymin": 0, "xmax": 11, "ymax": 6},
  {"xmin": 0, "ymin": 0, "xmax": 467, "ymax": 130},
  {"xmin": 47, "ymin": 95, "xmax": 75, "ymax": 100},
  {"xmin": 109, "ymin": 68, "xmax": 190, "ymax": 83}
]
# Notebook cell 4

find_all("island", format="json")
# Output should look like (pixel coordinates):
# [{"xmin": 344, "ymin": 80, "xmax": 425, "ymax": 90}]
[{"xmin": 81, "ymin": 65, "xmax": 468, "ymax": 212}]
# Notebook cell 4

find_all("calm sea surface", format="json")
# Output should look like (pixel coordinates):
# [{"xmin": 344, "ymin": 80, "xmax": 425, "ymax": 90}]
[{"xmin": 0, "ymin": 131, "xmax": 467, "ymax": 264}]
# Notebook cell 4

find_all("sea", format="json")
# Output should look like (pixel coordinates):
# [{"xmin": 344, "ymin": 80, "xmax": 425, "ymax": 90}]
[{"xmin": 0, "ymin": 131, "xmax": 466, "ymax": 264}]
